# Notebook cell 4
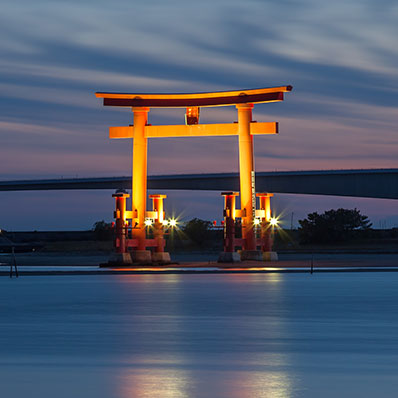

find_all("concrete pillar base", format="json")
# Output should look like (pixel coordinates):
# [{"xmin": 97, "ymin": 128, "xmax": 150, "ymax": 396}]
[
  {"xmin": 240, "ymin": 250, "xmax": 263, "ymax": 261},
  {"xmin": 131, "ymin": 250, "xmax": 152, "ymax": 264},
  {"xmin": 218, "ymin": 252, "xmax": 241, "ymax": 263},
  {"xmin": 111, "ymin": 252, "xmax": 133, "ymax": 264},
  {"xmin": 152, "ymin": 252, "xmax": 171, "ymax": 264},
  {"xmin": 101, "ymin": 252, "xmax": 132, "ymax": 267},
  {"xmin": 263, "ymin": 251, "xmax": 278, "ymax": 261}
]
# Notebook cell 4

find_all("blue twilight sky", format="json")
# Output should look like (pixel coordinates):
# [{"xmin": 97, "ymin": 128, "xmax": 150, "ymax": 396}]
[{"xmin": 0, "ymin": 0, "xmax": 397, "ymax": 230}]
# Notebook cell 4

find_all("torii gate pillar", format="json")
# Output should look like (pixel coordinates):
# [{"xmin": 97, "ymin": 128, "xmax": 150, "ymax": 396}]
[
  {"xmin": 237, "ymin": 104, "xmax": 262, "ymax": 260},
  {"xmin": 131, "ymin": 107, "xmax": 152, "ymax": 262}
]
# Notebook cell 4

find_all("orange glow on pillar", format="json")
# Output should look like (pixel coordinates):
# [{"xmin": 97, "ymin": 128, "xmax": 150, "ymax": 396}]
[
  {"xmin": 132, "ymin": 107, "xmax": 150, "ymax": 250},
  {"xmin": 237, "ymin": 103, "xmax": 256, "ymax": 251}
]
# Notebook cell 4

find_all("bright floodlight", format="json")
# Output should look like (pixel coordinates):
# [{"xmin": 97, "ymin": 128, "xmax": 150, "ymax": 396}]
[
  {"xmin": 254, "ymin": 218, "xmax": 261, "ymax": 225},
  {"xmin": 162, "ymin": 220, "xmax": 169, "ymax": 226},
  {"xmin": 270, "ymin": 217, "xmax": 278, "ymax": 226},
  {"xmin": 144, "ymin": 219, "xmax": 152, "ymax": 227},
  {"xmin": 169, "ymin": 219, "xmax": 177, "ymax": 227}
]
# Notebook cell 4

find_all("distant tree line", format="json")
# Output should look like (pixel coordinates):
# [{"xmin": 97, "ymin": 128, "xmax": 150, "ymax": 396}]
[
  {"xmin": 91, "ymin": 218, "xmax": 221, "ymax": 248},
  {"xmin": 92, "ymin": 208, "xmax": 380, "ymax": 247},
  {"xmin": 298, "ymin": 208, "xmax": 372, "ymax": 244}
]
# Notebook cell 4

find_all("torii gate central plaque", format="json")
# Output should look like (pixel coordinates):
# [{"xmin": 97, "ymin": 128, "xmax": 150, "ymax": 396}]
[{"xmin": 96, "ymin": 86, "xmax": 292, "ymax": 264}]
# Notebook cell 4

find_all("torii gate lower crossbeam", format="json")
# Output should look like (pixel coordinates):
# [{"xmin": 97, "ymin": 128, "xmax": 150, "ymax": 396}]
[{"xmin": 96, "ymin": 86, "xmax": 292, "ymax": 263}]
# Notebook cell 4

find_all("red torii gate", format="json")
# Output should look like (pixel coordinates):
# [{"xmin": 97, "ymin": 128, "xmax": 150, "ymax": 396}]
[{"xmin": 96, "ymin": 86, "xmax": 292, "ymax": 264}]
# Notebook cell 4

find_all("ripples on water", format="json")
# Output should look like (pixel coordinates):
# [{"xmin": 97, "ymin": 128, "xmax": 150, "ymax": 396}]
[{"xmin": 1, "ymin": 273, "xmax": 398, "ymax": 397}]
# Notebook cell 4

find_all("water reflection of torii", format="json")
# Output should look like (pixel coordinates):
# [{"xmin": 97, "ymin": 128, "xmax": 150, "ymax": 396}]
[{"xmin": 96, "ymin": 86, "xmax": 293, "ymax": 264}]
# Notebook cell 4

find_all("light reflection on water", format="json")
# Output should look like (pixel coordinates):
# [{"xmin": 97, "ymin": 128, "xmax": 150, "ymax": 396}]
[
  {"xmin": 115, "ymin": 273, "xmax": 294, "ymax": 398},
  {"xmin": 119, "ymin": 367, "xmax": 191, "ymax": 398},
  {"xmin": 243, "ymin": 371, "xmax": 293, "ymax": 398},
  {"xmin": 1, "ymin": 272, "xmax": 398, "ymax": 397},
  {"xmin": 118, "ymin": 367, "xmax": 293, "ymax": 398}
]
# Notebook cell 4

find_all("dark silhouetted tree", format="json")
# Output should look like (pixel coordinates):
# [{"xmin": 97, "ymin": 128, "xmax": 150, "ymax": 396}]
[
  {"xmin": 298, "ymin": 208, "xmax": 371, "ymax": 244},
  {"xmin": 93, "ymin": 220, "xmax": 113, "ymax": 241},
  {"xmin": 183, "ymin": 218, "xmax": 212, "ymax": 247}
]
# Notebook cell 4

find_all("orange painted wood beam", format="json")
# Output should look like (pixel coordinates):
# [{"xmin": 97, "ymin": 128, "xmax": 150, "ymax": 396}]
[
  {"xmin": 109, "ymin": 122, "xmax": 278, "ymax": 139},
  {"xmin": 96, "ymin": 86, "xmax": 292, "ymax": 108}
]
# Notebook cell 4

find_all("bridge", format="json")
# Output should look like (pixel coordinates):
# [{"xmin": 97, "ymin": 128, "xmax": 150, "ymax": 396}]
[{"xmin": 1, "ymin": 168, "xmax": 397, "ymax": 199}]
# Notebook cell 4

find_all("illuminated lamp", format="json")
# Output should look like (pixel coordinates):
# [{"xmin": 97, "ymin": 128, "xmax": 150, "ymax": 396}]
[
  {"xmin": 270, "ymin": 217, "xmax": 278, "ymax": 226},
  {"xmin": 185, "ymin": 107, "xmax": 200, "ymax": 125}
]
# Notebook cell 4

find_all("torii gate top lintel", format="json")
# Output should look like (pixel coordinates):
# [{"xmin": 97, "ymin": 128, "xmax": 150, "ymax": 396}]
[{"xmin": 95, "ymin": 85, "xmax": 293, "ymax": 108}]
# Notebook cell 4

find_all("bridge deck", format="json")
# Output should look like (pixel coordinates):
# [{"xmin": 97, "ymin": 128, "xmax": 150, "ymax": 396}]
[{"xmin": 0, "ymin": 169, "xmax": 397, "ymax": 200}]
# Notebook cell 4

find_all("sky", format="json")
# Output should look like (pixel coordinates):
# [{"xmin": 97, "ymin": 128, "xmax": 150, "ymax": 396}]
[{"xmin": 0, "ymin": 0, "xmax": 397, "ymax": 230}]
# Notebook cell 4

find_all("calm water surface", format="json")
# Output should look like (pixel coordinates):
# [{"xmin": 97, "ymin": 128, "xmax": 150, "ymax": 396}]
[{"xmin": 1, "ymin": 273, "xmax": 398, "ymax": 397}]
